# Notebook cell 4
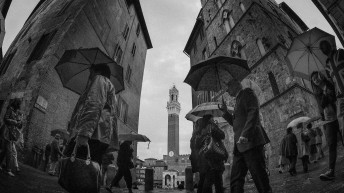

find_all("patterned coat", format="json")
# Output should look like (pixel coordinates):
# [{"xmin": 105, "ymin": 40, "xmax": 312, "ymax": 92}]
[{"xmin": 69, "ymin": 75, "xmax": 119, "ymax": 151}]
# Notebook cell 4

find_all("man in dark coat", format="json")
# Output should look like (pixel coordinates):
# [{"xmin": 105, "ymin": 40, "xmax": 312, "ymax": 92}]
[
  {"xmin": 219, "ymin": 80, "xmax": 271, "ymax": 193},
  {"xmin": 281, "ymin": 127, "xmax": 298, "ymax": 176}
]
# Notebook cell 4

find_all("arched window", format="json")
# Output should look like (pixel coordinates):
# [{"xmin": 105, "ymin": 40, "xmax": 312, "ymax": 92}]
[
  {"xmin": 240, "ymin": 2, "xmax": 246, "ymax": 13},
  {"xmin": 214, "ymin": 37, "xmax": 218, "ymax": 47},
  {"xmin": 215, "ymin": 0, "xmax": 222, "ymax": 8},
  {"xmin": 268, "ymin": 71, "xmax": 280, "ymax": 96},
  {"xmin": 257, "ymin": 38, "xmax": 266, "ymax": 56},
  {"xmin": 223, "ymin": 10, "xmax": 234, "ymax": 33}
]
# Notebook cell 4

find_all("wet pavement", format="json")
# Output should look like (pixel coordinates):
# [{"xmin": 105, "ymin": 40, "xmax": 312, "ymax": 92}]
[{"xmin": 1, "ymin": 147, "xmax": 344, "ymax": 193}]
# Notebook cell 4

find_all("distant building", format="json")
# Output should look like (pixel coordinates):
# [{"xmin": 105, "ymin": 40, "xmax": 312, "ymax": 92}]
[
  {"xmin": 184, "ymin": 0, "xmax": 319, "ymax": 168},
  {"xmin": 312, "ymin": 0, "xmax": 344, "ymax": 47},
  {"xmin": 0, "ymin": 0, "xmax": 12, "ymax": 62},
  {"xmin": 0, "ymin": 0, "xmax": 152, "ymax": 166}
]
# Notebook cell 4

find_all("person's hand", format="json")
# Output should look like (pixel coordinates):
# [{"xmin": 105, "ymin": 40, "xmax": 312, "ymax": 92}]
[
  {"xmin": 237, "ymin": 136, "xmax": 248, "ymax": 144},
  {"xmin": 75, "ymin": 135, "xmax": 89, "ymax": 147},
  {"xmin": 218, "ymin": 97, "xmax": 228, "ymax": 113}
]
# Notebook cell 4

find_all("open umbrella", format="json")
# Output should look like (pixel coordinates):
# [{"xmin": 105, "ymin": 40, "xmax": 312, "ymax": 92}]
[
  {"xmin": 186, "ymin": 102, "xmax": 234, "ymax": 121},
  {"xmin": 287, "ymin": 116, "xmax": 311, "ymax": 128},
  {"xmin": 184, "ymin": 56, "xmax": 250, "ymax": 92},
  {"xmin": 286, "ymin": 27, "xmax": 336, "ymax": 80},
  {"xmin": 118, "ymin": 133, "xmax": 150, "ymax": 142},
  {"xmin": 55, "ymin": 48, "xmax": 124, "ymax": 95},
  {"xmin": 51, "ymin": 129, "xmax": 69, "ymax": 140}
]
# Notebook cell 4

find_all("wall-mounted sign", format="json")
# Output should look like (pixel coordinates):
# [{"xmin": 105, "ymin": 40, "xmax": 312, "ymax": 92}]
[{"xmin": 35, "ymin": 95, "xmax": 48, "ymax": 113}]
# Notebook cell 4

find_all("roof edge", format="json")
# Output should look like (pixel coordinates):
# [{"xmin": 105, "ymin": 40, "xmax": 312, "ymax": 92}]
[{"xmin": 130, "ymin": 0, "xmax": 153, "ymax": 49}]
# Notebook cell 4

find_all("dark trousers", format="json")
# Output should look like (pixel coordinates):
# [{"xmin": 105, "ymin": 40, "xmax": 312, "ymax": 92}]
[
  {"xmin": 301, "ymin": 155, "xmax": 309, "ymax": 172},
  {"xmin": 230, "ymin": 145, "xmax": 272, "ymax": 193},
  {"xmin": 287, "ymin": 156, "xmax": 297, "ymax": 173},
  {"xmin": 202, "ymin": 169, "xmax": 224, "ymax": 193},
  {"xmin": 324, "ymin": 120, "xmax": 339, "ymax": 171},
  {"xmin": 197, "ymin": 172, "xmax": 206, "ymax": 193},
  {"xmin": 64, "ymin": 138, "xmax": 108, "ymax": 165},
  {"xmin": 111, "ymin": 165, "xmax": 132, "ymax": 189},
  {"xmin": 0, "ymin": 139, "xmax": 12, "ymax": 172}
]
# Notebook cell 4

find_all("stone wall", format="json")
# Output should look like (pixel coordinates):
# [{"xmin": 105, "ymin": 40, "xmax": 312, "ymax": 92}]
[{"xmin": 0, "ymin": 0, "xmax": 151, "ymax": 165}]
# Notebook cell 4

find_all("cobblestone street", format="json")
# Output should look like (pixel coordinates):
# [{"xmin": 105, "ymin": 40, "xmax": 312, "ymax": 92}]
[{"xmin": 1, "ymin": 147, "xmax": 344, "ymax": 193}]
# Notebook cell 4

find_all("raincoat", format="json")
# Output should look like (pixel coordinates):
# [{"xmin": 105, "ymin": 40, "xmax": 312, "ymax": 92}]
[{"xmin": 69, "ymin": 75, "xmax": 119, "ymax": 151}]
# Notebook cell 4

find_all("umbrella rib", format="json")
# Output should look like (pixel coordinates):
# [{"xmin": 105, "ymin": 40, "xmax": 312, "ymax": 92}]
[
  {"xmin": 79, "ymin": 50, "xmax": 93, "ymax": 65},
  {"xmin": 93, "ymin": 49, "xmax": 99, "ymax": 64},
  {"xmin": 308, "ymin": 52, "xmax": 311, "ymax": 76},
  {"xmin": 292, "ymin": 51, "xmax": 308, "ymax": 69},
  {"xmin": 67, "ymin": 67, "xmax": 90, "ymax": 82},
  {"xmin": 310, "ymin": 53, "xmax": 323, "ymax": 72}
]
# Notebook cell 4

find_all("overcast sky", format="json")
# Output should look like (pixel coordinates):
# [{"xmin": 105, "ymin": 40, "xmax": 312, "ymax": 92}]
[{"xmin": 3, "ymin": 0, "xmax": 342, "ymax": 160}]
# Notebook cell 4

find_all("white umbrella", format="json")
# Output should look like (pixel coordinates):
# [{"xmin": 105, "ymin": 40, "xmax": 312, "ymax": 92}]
[
  {"xmin": 185, "ymin": 102, "xmax": 233, "ymax": 122},
  {"xmin": 286, "ymin": 27, "xmax": 336, "ymax": 80},
  {"xmin": 287, "ymin": 116, "xmax": 311, "ymax": 128}
]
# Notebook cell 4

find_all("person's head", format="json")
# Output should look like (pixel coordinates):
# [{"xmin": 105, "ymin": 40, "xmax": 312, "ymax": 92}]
[
  {"xmin": 310, "ymin": 71, "xmax": 327, "ymax": 95},
  {"xmin": 123, "ymin": 140, "xmax": 132, "ymax": 146},
  {"xmin": 10, "ymin": 98, "xmax": 21, "ymax": 110},
  {"xmin": 319, "ymin": 40, "xmax": 333, "ymax": 56},
  {"xmin": 287, "ymin": 127, "xmax": 293, "ymax": 134},
  {"xmin": 226, "ymin": 79, "xmax": 243, "ymax": 97},
  {"xmin": 54, "ymin": 134, "xmax": 60, "ymax": 140},
  {"xmin": 202, "ymin": 114, "xmax": 213, "ymax": 123},
  {"xmin": 296, "ymin": 122, "xmax": 303, "ymax": 129},
  {"xmin": 90, "ymin": 64, "xmax": 111, "ymax": 79},
  {"xmin": 306, "ymin": 122, "xmax": 312, "ymax": 129}
]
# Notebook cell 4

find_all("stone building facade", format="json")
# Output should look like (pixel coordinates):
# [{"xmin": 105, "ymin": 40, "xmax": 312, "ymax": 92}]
[
  {"xmin": 184, "ymin": 0, "xmax": 320, "ymax": 167},
  {"xmin": 0, "ymin": 0, "xmax": 152, "ymax": 165},
  {"xmin": 312, "ymin": 0, "xmax": 344, "ymax": 47}
]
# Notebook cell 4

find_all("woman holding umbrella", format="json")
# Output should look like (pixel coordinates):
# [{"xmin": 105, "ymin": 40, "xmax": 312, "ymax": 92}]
[{"xmin": 310, "ymin": 71, "xmax": 340, "ymax": 180}]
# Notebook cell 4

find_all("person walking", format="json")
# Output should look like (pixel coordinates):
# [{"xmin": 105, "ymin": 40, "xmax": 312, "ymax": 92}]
[
  {"xmin": 315, "ymin": 127, "xmax": 325, "ymax": 160},
  {"xmin": 62, "ymin": 64, "xmax": 119, "ymax": 193},
  {"xmin": 306, "ymin": 123, "xmax": 317, "ymax": 163},
  {"xmin": 49, "ymin": 134, "xmax": 64, "ymax": 176},
  {"xmin": 281, "ymin": 127, "xmax": 298, "ymax": 176},
  {"xmin": 298, "ymin": 123, "xmax": 311, "ymax": 173},
  {"xmin": 0, "ymin": 98, "xmax": 22, "ymax": 177},
  {"xmin": 319, "ymin": 40, "xmax": 344, "ymax": 140},
  {"xmin": 198, "ymin": 114, "xmax": 227, "ymax": 193},
  {"xmin": 310, "ymin": 71, "xmax": 341, "ymax": 180},
  {"xmin": 219, "ymin": 80, "xmax": 271, "ymax": 193},
  {"xmin": 106, "ymin": 141, "xmax": 134, "ymax": 193},
  {"xmin": 44, "ymin": 143, "xmax": 51, "ymax": 172}
]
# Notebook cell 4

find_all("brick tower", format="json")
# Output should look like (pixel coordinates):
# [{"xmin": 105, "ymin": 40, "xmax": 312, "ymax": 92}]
[
  {"xmin": 166, "ymin": 85, "xmax": 180, "ymax": 158},
  {"xmin": 184, "ymin": 0, "xmax": 320, "ymax": 166}
]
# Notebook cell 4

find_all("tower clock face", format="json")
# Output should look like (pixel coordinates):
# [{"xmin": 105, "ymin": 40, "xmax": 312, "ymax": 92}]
[{"xmin": 169, "ymin": 151, "xmax": 174, "ymax": 157}]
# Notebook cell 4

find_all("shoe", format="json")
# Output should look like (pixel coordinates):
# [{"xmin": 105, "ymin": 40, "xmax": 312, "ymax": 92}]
[
  {"xmin": 15, "ymin": 167, "xmax": 20, "ymax": 173},
  {"xmin": 320, "ymin": 169, "xmax": 335, "ymax": 181},
  {"xmin": 6, "ymin": 171, "xmax": 15, "ymax": 177}
]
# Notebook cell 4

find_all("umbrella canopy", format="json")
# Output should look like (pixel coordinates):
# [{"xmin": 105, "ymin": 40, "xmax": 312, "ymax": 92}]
[
  {"xmin": 286, "ymin": 27, "xmax": 336, "ymax": 80},
  {"xmin": 186, "ymin": 101, "xmax": 234, "ymax": 119},
  {"xmin": 55, "ymin": 48, "xmax": 124, "ymax": 95},
  {"xmin": 287, "ymin": 116, "xmax": 311, "ymax": 128},
  {"xmin": 184, "ymin": 56, "xmax": 250, "ymax": 92},
  {"xmin": 51, "ymin": 129, "xmax": 69, "ymax": 140},
  {"xmin": 118, "ymin": 133, "xmax": 150, "ymax": 142}
]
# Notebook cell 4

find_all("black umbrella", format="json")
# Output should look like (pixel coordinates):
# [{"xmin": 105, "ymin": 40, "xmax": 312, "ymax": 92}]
[
  {"xmin": 55, "ymin": 48, "xmax": 124, "ymax": 95},
  {"xmin": 184, "ymin": 56, "xmax": 250, "ymax": 92}
]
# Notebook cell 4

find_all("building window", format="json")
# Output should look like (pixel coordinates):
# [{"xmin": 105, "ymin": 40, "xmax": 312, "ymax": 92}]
[
  {"xmin": 240, "ymin": 2, "xmax": 246, "ymax": 13},
  {"xmin": 131, "ymin": 43, "xmax": 136, "ymax": 56},
  {"xmin": 114, "ymin": 44, "xmax": 123, "ymax": 63},
  {"xmin": 27, "ymin": 30, "xmax": 57, "ymax": 64},
  {"xmin": 214, "ymin": 37, "xmax": 218, "ymax": 47},
  {"xmin": 215, "ymin": 0, "xmax": 222, "ymax": 9},
  {"xmin": 199, "ymin": 29, "xmax": 205, "ymax": 40},
  {"xmin": 0, "ymin": 50, "xmax": 17, "ymax": 76},
  {"xmin": 136, "ymin": 24, "xmax": 141, "ymax": 36},
  {"xmin": 257, "ymin": 38, "xmax": 266, "ymax": 56},
  {"xmin": 202, "ymin": 48, "xmax": 207, "ymax": 60},
  {"xmin": 126, "ymin": 65, "xmax": 132, "ymax": 83},
  {"xmin": 116, "ymin": 96, "xmax": 129, "ymax": 123},
  {"xmin": 268, "ymin": 71, "xmax": 280, "ymax": 96},
  {"xmin": 57, "ymin": 0, "xmax": 73, "ymax": 16},
  {"xmin": 223, "ymin": 10, "xmax": 235, "ymax": 33},
  {"xmin": 123, "ymin": 24, "xmax": 130, "ymax": 40}
]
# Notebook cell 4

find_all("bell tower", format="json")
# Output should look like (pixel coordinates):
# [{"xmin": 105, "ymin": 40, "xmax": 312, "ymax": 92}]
[{"xmin": 166, "ymin": 85, "xmax": 180, "ymax": 158}]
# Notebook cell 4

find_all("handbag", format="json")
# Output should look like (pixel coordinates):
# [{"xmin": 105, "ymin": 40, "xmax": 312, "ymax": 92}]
[
  {"xmin": 204, "ymin": 136, "xmax": 228, "ymax": 161},
  {"xmin": 58, "ymin": 142, "xmax": 101, "ymax": 193}
]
